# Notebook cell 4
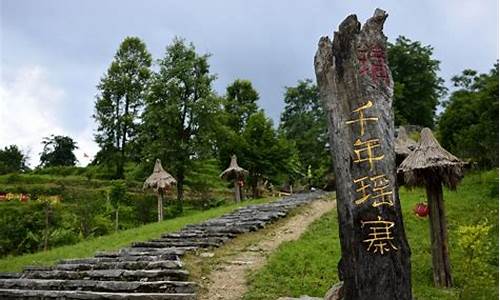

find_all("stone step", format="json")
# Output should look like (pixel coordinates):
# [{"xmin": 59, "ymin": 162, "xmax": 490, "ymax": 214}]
[
  {"xmin": 95, "ymin": 248, "xmax": 188, "ymax": 258},
  {"xmin": 0, "ymin": 278, "xmax": 196, "ymax": 293},
  {"xmin": 162, "ymin": 231, "xmax": 235, "ymax": 239},
  {"xmin": 59, "ymin": 254, "xmax": 180, "ymax": 265},
  {"xmin": 21, "ymin": 269, "xmax": 189, "ymax": 281},
  {"xmin": 152, "ymin": 237, "xmax": 229, "ymax": 244},
  {"xmin": 131, "ymin": 241, "xmax": 221, "ymax": 249},
  {"xmin": 0, "ymin": 273, "xmax": 21, "ymax": 279},
  {"xmin": 0, "ymin": 289, "xmax": 196, "ymax": 299},
  {"xmin": 53, "ymin": 260, "xmax": 182, "ymax": 271}
]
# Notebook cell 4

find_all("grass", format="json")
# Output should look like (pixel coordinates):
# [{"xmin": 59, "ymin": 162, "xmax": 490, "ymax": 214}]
[
  {"xmin": 244, "ymin": 170, "xmax": 498, "ymax": 300},
  {"xmin": 0, "ymin": 196, "xmax": 275, "ymax": 272}
]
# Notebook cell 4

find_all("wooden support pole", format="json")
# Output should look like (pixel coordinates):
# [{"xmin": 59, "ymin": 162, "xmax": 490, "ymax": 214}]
[
  {"xmin": 426, "ymin": 177, "xmax": 453, "ymax": 287},
  {"xmin": 157, "ymin": 189, "xmax": 164, "ymax": 222},
  {"xmin": 314, "ymin": 9, "xmax": 412, "ymax": 299},
  {"xmin": 234, "ymin": 180, "xmax": 241, "ymax": 203}
]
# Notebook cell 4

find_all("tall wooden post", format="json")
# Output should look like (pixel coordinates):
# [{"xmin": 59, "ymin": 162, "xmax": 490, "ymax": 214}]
[
  {"xmin": 425, "ymin": 176, "xmax": 452, "ymax": 287},
  {"xmin": 234, "ymin": 180, "xmax": 241, "ymax": 203},
  {"xmin": 314, "ymin": 9, "xmax": 412, "ymax": 299},
  {"xmin": 158, "ymin": 189, "xmax": 164, "ymax": 222}
]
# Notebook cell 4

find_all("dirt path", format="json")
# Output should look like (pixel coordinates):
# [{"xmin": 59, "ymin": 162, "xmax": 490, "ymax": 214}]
[{"xmin": 197, "ymin": 197, "xmax": 336, "ymax": 300}]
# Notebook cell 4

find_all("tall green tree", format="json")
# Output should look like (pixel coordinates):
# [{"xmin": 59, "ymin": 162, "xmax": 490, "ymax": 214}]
[
  {"xmin": 438, "ymin": 63, "xmax": 499, "ymax": 168},
  {"xmin": 241, "ymin": 111, "xmax": 299, "ymax": 197},
  {"xmin": 388, "ymin": 36, "xmax": 446, "ymax": 128},
  {"xmin": 224, "ymin": 79, "xmax": 259, "ymax": 132},
  {"xmin": 214, "ymin": 80, "xmax": 259, "ymax": 168},
  {"xmin": 93, "ymin": 36, "xmax": 152, "ymax": 178},
  {"xmin": 142, "ymin": 38, "xmax": 218, "ymax": 212},
  {"xmin": 279, "ymin": 79, "xmax": 331, "ymax": 187},
  {"xmin": 0, "ymin": 145, "xmax": 29, "ymax": 174},
  {"xmin": 39, "ymin": 135, "xmax": 78, "ymax": 168}
]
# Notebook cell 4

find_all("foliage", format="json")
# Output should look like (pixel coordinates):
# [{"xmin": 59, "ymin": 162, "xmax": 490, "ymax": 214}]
[
  {"xmin": 0, "ymin": 145, "xmax": 29, "ymax": 174},
  {"xmin": 279, "ymin": 79, "xmax": 331, "ymax": 188},
  {"xmin": 39, "ymin": 135, "xmax": 78, "ymax": 168},
  {"xmin": 244, "ymin": 170, "xmax": 499, "ymax": 300},
  {"xmin": 388, "ymin": 36, "xmax": 446, "ymax": 128},
  {"xmin": 437, "ymin": 63, "xmax": 499, "ymax": 169},
  {"xmin": 224, "ymin": 79, "xmax": 259, "ymax": 132},
  {"xmin": 185, "ymin": 158, "xmax": 226, "ymax": 209},
  {"xmin": 141, "ymin": 37, "xmax": 219, "ymax": 211},
  {"xmin": 0, "ymin": 196, "xmax": 276, "ymax": 272},
  {"xmin": 93, "ymin": 36, "xmax": 152, "ymax": 178},
  {"xmin": 109, "ymin": 181, "xmax": 127, "ymax": 231},
  {"xmin": 457, "ymin": 223, "xmax": 495, "ymax": 299},
  {"xmin": 240, "ymin": 111, "xmax": 300, "ymax": 197}
]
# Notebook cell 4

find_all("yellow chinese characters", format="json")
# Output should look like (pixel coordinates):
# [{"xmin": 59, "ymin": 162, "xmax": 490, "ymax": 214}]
[
  {"xmin": 345, "ymin": 100, "xmax": 378, "ymax": 136},
  {"xmin": 361, "ymin": 216, "xmax": 398, "ymax": 254},
  {"xmin": 352, "ymin": 174, "xmax": 394, "ymax": 207},
  {"xmin": 353, "ymin": 138, "xmax": 384, "ymax": 171}
]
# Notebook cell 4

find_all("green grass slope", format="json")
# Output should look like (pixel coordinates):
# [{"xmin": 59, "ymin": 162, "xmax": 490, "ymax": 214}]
[
  {"xmin": 0, "ymin": 197, "xmax": 274, "ymax": 272},
  {"xmin": 244, "ymin": 170, "xmax": 498, "ymax": 300}
]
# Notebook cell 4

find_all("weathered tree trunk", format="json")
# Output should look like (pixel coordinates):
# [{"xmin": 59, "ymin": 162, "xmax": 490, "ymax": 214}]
[
  {"xmin": 157, "ymin": 190, "xmax": 164, "ymax": 222},
  {"xmin": 425, "ymin": 176, "xmax": 452, "ymax": 287},
  {"xmin": 43, "ymin": 203, "xmax": 50, "ymax": 251},
  {"xmin": 176, "ymin": 174, "xmax": 184, "ymax": 213},
  {"xmin": 314, "ymin": 9, "xmax": 412, "ymax": 299},
  {"xmin": 234, "ymin": 180, "xmax": 241, "ymax": 203},
  {"xmin": 115, "ymin": 207, "xmax": 119, "ymax": 231}
]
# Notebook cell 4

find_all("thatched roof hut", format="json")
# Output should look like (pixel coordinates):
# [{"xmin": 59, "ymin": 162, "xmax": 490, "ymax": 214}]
[
  {"xmin": 398, "ymin": 128, "xmax": 465, "ymax": 189},
  {"xmin": 220, "ymin": 155, "xmax": 248, "ymax": 181},
  {"xmin": 395, "ymin": 126, "xmax": 417, "ymax": 161},
  {"xmin": 143, "ymin": 159, "xmax": 177, "ymax": 192}
]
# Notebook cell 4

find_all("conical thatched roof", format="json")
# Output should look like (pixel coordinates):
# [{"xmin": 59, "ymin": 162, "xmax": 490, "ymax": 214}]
[
  {"xmin": 143, "ymin": 159, "xmax": 177, "ymax": 192},
  {"xmin": 395, "ymin": 127, "xmax": 417, "ymax": 159},
  {"xmin": 220, "ymin": 155, "xmax": 248, "ymax": 181},
  {"xmin": 398, "ymin": 128, "xmax": 466, "ymax": 189}
]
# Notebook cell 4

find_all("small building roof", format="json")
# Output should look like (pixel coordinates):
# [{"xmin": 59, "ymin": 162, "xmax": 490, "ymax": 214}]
[
  {"xmin": 398, "ymin": 128, "xmax": 466, "ymax": 189},
  {"xmin": 143, "ymin": 159, "xmax": 177, "ymax": 192}
]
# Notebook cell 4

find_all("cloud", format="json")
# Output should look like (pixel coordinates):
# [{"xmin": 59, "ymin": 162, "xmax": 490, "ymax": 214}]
[{"xmin": 0, "ymin": 65, "xmax": 98, "ymax": 167}]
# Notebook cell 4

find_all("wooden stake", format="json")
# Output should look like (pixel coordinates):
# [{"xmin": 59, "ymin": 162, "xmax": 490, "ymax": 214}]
[
  {"xmin": 234, "ymin": 180, "xmax": 241, "ymax": 203},
  {"xmin": 426, "ymin": 177, "xmax": 453, "ymax": 287}
]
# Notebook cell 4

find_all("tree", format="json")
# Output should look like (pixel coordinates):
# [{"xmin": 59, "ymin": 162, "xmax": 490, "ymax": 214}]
[
  {"xmin": 142, "ymin": 38, "xmax": 218, "ymax": 212},
  {"xmin": 109, "ymin": 181, "xmax": 127, "ymax": 232},
  {"xmin": 224, "ymin": 79, "xmax": 259, "ymax": 132},
  {"xmin": 280, "ymin": 79, "xmax": 331, "ymax": 187},
  {"xmin": 388, "ymin": 36, "xmax": 446, "ymax": 128},
  {"xmin": 93, "ymin": 36, "xmax": 152, "ymax": 178},
  {"xmin": 0, "ymin": 145, "xmax": 28, "ymax": 174},
  {"xmin": 438, "ymin": 63, "xmax": 499, "ymax": 168},
  {"xmin": 241, "ymin": 111, "xmax": 299, "ymax": 197},
  {"xmin": 39, "ymin": 135, "xmax": 78, "ymax": 168}
]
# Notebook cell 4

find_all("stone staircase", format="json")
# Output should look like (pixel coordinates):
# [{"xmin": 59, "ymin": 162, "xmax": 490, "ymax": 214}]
[{"xmin": 0, "ymin": 191, "xmax": 325, "ymax": 299}]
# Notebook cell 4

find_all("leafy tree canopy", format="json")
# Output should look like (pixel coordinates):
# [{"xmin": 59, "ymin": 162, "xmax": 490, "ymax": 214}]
[
  {"xmin": 141, "ymin": 37, "xmax": 219, "ymax": 209},
  {"xmin": 224, "ymin": 79, "xmax": 259, "ymax": 132},
  {"xmin": 438, "ymin": 62, "xmax": 498, "ymax": 168},
  {"xmin": 388, "ymin": 36, "xmax": 446, "ymax": 128},
  {"xmin": 279, "ymin": 79, "xmax": 331, "ymax": 186},
  {"xmin": 39, "ymin": 135, "xmax": 78, "ymax": 168},
  {"xmin": 93, "ymin": 36, "xmax": 152, "ymax": 178},
  {"xmin": 0, "ymin": 145, "xmax": 29, "ymax": 174}
]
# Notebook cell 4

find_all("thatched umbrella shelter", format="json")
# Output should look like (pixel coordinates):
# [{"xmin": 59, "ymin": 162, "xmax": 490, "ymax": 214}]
[
  {"xmin": 398, "ymin": 128, "xmax": 466, "ymax": 288},
  {"xmin": 143, "ymin": 159, "xmax": 177, "ymax": 222},
  {"xmin": 395, "ymin": 126, "xmax": 417, "ymax": 164},
  {"xmin": 395, "ymin": 127, "xmax": 418, "ymax": 185},
  {"xmin": 220, "ymin": 155, "xmax": 248, "ymax": 203}
]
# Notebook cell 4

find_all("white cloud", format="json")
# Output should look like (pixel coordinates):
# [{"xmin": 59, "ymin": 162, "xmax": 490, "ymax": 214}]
[{"xmin": 0, "ymin": 65, "xmax": 98, "ymax": 168}]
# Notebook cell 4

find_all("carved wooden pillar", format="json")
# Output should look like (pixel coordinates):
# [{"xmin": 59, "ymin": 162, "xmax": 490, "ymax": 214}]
[{"xmin": 314, "ymin": 9, "xmax": 412, "ymax": 300}]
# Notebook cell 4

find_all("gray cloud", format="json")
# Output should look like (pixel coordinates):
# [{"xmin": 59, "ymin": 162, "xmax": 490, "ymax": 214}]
[{"xmin": 1, "ymin": 0, "xmax": 498, "ymax": 162}]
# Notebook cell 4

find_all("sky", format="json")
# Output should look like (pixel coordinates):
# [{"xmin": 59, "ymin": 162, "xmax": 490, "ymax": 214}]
[{"xmin": 1, "ymin": 0, "xmax": 498, "ymax": 167}]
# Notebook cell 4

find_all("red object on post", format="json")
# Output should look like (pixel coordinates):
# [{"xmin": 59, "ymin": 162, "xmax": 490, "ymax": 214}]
[{"xmin": 414, "ymin": 202, "xmax": 429, "ymax": 217}]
